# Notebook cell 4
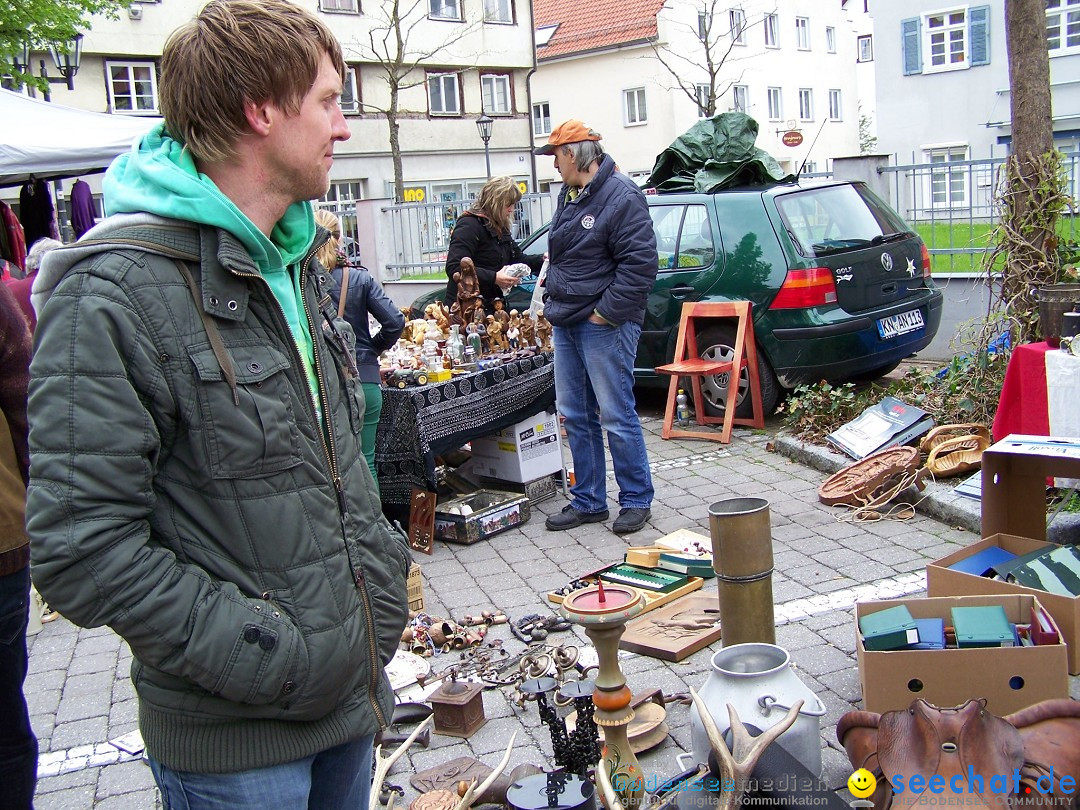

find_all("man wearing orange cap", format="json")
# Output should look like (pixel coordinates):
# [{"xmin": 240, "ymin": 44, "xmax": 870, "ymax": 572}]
[{"xmin": 536, "ymin": 120, "xmax": 659, "ymax": 535}]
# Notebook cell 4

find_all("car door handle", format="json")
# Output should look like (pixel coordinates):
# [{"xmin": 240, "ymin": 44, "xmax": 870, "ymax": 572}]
[
  {"xmin": 881, "ymin": 283, "xmax": 897, "ymax": 295},
  {"xmin": 670, "ymin": 285, "xmax": 696, "ymax": 298}
]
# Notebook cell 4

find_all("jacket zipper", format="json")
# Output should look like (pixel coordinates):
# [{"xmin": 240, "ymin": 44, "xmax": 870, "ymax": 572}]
[{"xmin": 230, "ymin": 241, "xmax": 386, "ymax": 727}]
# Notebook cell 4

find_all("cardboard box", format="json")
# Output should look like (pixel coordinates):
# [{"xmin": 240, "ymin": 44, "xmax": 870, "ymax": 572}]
[
  {"xmin": 981, "ymin": 435, "xmax": 1080, "ymax": 541},
  {"xmin": 470, "ymin": 411, "xmax": 562, "ymax": 483},
  {"xmin": 406, "ymin": 563, "xmax": 424, "ymax": 613},
  {"xmin": 928, "ymin": 533, "xmax": 1080, "ymax": 674},
  {"xmin": 433, "ymin": 490, "xmax": 530, "ymax": 545},
  {"xmin": 855, "ymin": 594, "xmax": 1067, "ymax": 715}
]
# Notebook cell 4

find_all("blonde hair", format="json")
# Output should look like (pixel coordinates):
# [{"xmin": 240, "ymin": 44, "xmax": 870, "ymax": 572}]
[
  {"xmin": 160, "ymin": 0, "xmax": 345, "ymax": 163},
  {"xmin": 471, "ymin": 176, "xmax": 522, "ymax": 235},
  {"xmin": 314, "ymin": 208, "xmax": 341, "ymax": 270}
]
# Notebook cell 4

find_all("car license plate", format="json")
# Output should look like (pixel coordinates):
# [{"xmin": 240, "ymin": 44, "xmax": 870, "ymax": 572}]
[{"xmin": 877, "ymin": 309, "xmax": 924, "ymax": 339}]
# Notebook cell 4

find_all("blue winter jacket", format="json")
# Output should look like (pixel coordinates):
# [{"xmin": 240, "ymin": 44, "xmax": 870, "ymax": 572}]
[
  {"xmin": 544, "ymin": 154, "xmax": 659, "ymax": 327},
  {"xmin": 331, "ymin": 264, "xmax": 406, "ymax": 385}
]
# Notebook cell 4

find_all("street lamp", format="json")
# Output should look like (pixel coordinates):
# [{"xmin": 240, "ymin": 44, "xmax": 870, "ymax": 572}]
[
  {"xmin": 48, "ymin": 33, "xmax": 84, "ymax": 91},
  {"xmin": 476, "ymin": 113, "xmax": 493, "ymax": 180}
]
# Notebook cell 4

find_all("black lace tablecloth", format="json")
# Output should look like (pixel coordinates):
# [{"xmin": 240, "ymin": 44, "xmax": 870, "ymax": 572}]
[{"xmin": 375, "ymin": 352, "xmax": 556, "ymax": 507}]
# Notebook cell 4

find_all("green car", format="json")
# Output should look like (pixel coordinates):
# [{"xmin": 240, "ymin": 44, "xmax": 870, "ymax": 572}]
[{"xmin": 413, "ymin": 179, "xmax": 943, "ymax": 417}]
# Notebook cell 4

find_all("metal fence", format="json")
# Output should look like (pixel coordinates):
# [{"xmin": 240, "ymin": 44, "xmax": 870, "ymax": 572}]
[
  {"xmin": 379, "ymin": 192, "xmax": 555, "ymax": 281},
  {"xmin": 879, "ymin": 152, "xmax": 1080, "ymax": 273}
]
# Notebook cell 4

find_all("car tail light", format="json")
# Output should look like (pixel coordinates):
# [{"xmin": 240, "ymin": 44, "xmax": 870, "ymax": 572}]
[
  {"xmin": 921, "ymin": 243, "xmax": 932, "ymax": 278},
  {"xmin": 769, "ymin": 267, "xmax": 838, "ymax": 309}
]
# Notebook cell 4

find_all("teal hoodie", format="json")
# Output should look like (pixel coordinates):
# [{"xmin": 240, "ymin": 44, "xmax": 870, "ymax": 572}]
[{"xmin": 103, "ymin": 123, "xmax": 321, "ymax": 413}]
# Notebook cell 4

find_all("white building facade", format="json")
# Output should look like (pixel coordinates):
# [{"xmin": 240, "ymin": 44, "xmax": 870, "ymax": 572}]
[
  {"xmin": 9, "ymin": 0, "xmax": 540, "ymax": 209},
  {"xmin": 530, "ymin": 0, "xmax": 872, "ymax": 187}
]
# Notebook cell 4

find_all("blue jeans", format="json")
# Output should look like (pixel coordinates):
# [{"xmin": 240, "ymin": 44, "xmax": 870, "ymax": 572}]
[
  {"xmin": 150, "ymin": 734, "xmax": 374, "ymax": 810},
  {"xmin": 0, "ymin": 564, "xmax": 37, "ymax": 810},
  {"xmin": 553, "ymin": 319, "xmax": 653, "ymax": 513}
]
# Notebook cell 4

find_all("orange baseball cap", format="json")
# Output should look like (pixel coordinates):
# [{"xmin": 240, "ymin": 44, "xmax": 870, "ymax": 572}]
[{"xmin": 534, "ymin": 119, "xmax": 603, "ymax": 155}]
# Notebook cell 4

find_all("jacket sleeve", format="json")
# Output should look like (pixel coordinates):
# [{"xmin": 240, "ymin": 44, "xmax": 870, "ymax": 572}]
[
  {"xmin": 363, "ymin": 273, "xmax": 406, "ymax": 354},
  {"xmin": 595, "ymin": 188, "xmax": 659, "ymax": 326},
  {"xmin": 27, "ymin": 270, "xmax": 305, "ymax": 707},
  {"xmin": 0, "ymin": 285, "xmax": 31, "ymax": 482}
]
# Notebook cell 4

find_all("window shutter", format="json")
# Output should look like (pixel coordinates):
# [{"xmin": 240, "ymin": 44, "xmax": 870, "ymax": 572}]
[
  {"xmin": 969, "ymin": 6, "xmax": 990, "ymax": 66},
  {"xmin": 901, "ymin": 17, "xmax": 921, "ymax": 75}
]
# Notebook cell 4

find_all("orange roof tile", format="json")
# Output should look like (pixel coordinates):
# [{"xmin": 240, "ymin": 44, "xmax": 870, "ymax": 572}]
[{"xmin": 535, "ymin": 0, "xmax": 665, "ymax": 60}]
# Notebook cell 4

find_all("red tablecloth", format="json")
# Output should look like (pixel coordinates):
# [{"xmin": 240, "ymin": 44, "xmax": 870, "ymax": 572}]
[{"xmin": 992, "ymin": 342, "xmax": 1053, "ymax": 441}]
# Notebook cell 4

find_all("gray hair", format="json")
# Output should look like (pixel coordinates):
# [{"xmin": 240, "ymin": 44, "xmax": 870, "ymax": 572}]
[
  {"xmin": 26, "ymin": 238, "xmax": 64, "ymax": 273},
  {"xmin": 561, "ymin": 140, "xmax": 605, "ymax": 172}
]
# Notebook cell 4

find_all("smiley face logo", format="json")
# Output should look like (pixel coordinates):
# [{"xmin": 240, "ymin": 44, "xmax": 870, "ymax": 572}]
[{"xmin": 847, "ymin": 769, "xmax": 876, "ymax": 798}]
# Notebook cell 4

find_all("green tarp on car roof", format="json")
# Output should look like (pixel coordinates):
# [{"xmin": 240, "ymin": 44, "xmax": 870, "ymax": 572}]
[{"xmin": 645, "ymin": 112, "xmax": 794, "ymax": 193}]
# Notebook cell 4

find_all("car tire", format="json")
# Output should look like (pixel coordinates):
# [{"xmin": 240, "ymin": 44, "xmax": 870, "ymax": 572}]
[
  {"xmin": 680, "ymin": 325, "xmax": 780, "ymax": 419},
  {"xmin": 843, "ymin": 359, "xmax": 902, "ymax": 383}
]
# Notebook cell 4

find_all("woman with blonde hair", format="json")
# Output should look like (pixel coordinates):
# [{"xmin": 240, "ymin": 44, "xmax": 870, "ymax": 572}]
[
  {"xmin": 444, "ymin": 176, "xmax": 543, "ymax": 313},
  {"xmin": 315, "ymin": 208, "xmax": 405, "ymax": 489}
]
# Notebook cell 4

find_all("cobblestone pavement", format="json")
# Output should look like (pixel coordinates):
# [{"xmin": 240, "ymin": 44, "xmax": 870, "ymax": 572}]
[{"xmin": 23, "ymin": 394, "xmax": 1080, "ymax": 808}]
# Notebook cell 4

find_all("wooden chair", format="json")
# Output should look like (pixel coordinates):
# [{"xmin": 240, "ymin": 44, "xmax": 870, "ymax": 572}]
[{"xmin": 655, "ymin": 301, "xmax": 765, "ymax": 443}]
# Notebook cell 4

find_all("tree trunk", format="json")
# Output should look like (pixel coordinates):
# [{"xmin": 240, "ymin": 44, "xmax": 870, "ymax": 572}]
[
  {"xmin": 388, "ymin": 84, "xmax": 404, "ymax": 203},
  {"xmin": 1002, "ymin": 0, "xmax": 1058, "ymax": 342}
]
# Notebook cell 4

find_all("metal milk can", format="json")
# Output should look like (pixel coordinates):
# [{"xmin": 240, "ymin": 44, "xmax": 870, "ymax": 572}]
[{"xmin": 689, "ymin": 643, "xmax": 826, "ymax": 778}]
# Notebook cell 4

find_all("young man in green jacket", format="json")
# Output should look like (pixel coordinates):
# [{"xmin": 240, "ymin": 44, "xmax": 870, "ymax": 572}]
[{"xmin": 26, "ymin": 2, "xmax": 411, "ymax": 807}]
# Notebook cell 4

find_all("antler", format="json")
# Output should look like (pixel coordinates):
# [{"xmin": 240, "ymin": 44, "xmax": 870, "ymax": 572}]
[
  {"xmin": 453, "ymin": 730, "xmax": 517, "ymax": 810},
  {"xmin": 370, "ymin": 715, "xmax": 435, "ymax": 810},
  {"xmin": 690, "ymin": 688, "xmax": 802, "ymax": 810}
]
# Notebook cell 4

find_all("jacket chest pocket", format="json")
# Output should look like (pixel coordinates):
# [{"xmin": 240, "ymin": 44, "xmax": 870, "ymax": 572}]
[{"xmin": 189, "ymin": 344, "xmax": 304, "ymax": 478}]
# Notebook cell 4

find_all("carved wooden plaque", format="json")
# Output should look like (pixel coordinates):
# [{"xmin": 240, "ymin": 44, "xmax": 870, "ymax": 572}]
[
  {"xmin": 408, "ymin": 488, "xmax": 436, "ymax": 555},
  {"xmin": 619, "ymin": 594, "xmax": 722, "ymax": 662}
]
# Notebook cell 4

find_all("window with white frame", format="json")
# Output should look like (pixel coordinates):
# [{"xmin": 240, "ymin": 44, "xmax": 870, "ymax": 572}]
[
  {"xmin": 764, "ymin": 13, "xmax": 778, "ymax": 47},
  {"xmin": 698, "ymin": 11, "xmax": 710, "ymax": 40},
  {"xmin": 532, "ymin": 102, "xmax": 551, "ymax": 136},
  {"xmin": 828, "ymin": 89, "xmax": 842, "ymax": 120},
  {"xmin": 767, "ymin": 87, "xmax": 782, "ymax": 120},
  {"xmin": 481, "ymin": 73, "xmax": 511, "ymax": 114},
  {"xmin": 484, "ymin": 0, "xmax": 513, "ymax": 23},
  {"xmin": 106, "ymin": 61, "xmax": 159, "ymax": 114},
  {"xmin": 624, "ymin": 87, "xmax": 647, "ymax": 125},
  {"xmin": 795, "ymin": 17, "xmax": 810, "ymax": 49},
  {"xmin": 695, "ymin": 84, "xmax": 711, "ymax": 117},
  {"xmin": 731, "ymin": 84, "xmax": 748, "ymax": 113},
  {"xmin": 1047, "ymin": 0, "xmax": 1080, "ymax": 54},
  {"xmin": 427, "ymin": 72, "xmax": 460, "ymax": 115},
  {"xmin": 803, "ymin": 160, "xmax": 817, "ymax": 174},
  {"xmin": 926, "ymin": 146, "xmax": 968, "ymax": 207},
  {"xmin": 340, "ymin": 67, "xmax": 359, "ymax": 113},
  {"xmin": 825, "ymin": 26, "xmax": 836, "ymax": 52},
  {"xmin": 798, "ymin": 88, "xmax": 813, "ymax": 120},
  {"xmin": 729, "ymin": 8, "xmax": 746, "ymax": 45},
  {"xmin": 429, "ymin": 0, "xmax": 461, "ymax": 20},
  {"xmin": 926, "ymin": 9, "xmax": 968, "ymax": 70},
  {"xmin": 858, "ymin": 34, "xmax": 873, "ymax": 62},
  {"xmin": 323, "ymin": 181, "xmax": 364, "ymax": 203},
  {"xmin": 320, "ymin": 0, "xmax": 358, "ymax": 11}
]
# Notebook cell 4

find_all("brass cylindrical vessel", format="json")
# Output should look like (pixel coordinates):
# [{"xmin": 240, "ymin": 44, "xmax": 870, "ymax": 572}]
[{"xmin": 708, "ymin": 497, "xmax": 776, "ymax": 646}]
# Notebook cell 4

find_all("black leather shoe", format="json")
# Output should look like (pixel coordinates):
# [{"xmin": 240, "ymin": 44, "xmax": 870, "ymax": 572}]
[
  {"xmin": 545, "ymin": 504, "xmax": 609, "ymax": 531},
  {"xmin": 612, "ymin": 507, "xmax": 651, "ymax": 535}
]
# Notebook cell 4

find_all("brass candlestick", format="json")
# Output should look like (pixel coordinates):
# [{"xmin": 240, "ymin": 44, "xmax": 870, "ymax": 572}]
[{"xmin": 560, "ymin": 581, "xmax": 645, "ymax": 810}]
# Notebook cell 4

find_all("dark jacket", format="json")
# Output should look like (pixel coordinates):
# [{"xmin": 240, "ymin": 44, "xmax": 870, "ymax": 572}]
[
  {"xmin": 0, "ymin": 283, "xmax": 30, "ymax": 574},
  {"xmin": 27, "ymin": 215, "xmax": 411, "ymax": 774},
  {"xmin": 544, "ymin": 154, "xmax": 658, "ymax": 328},
  {"xmin": 331, "ymin": 264, "xmax": 406, "ymax": 384},
  {"xmin": 444, "ymin": 211, "xmax": 543, "ymax": 311}
]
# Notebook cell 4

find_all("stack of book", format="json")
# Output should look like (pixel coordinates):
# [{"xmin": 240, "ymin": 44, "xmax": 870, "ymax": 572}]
[{"xmin": 623, "ymin": 529, "xmax": 715, "ymax": 579}]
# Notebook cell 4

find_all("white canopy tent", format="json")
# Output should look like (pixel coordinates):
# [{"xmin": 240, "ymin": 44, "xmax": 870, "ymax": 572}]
[{"xmin": 0, "ymin": 88, "xmax": 159, "ymax": 187}]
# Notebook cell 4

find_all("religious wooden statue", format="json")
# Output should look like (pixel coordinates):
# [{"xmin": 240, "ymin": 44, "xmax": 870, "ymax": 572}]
[{"xmin": 454, "ymin": 257, "xmax": 483, "ymax": 321}]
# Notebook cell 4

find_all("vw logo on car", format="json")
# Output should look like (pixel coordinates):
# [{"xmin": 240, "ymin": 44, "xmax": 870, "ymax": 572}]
[{"xmin": 880, "ymin": 252, "xmax": 893, "ymax": 272}]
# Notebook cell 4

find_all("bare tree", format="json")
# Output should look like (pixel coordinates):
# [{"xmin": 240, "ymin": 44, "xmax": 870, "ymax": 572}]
[
  {"xmin": 347, "ymin": 0, "xmax": 479, "ymax": 202},
  {"xmin": 650, "ymin": 1, "xmax": 772, "ymax": 117}
]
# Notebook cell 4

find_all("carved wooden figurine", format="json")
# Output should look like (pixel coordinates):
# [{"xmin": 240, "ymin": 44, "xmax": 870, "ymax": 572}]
[
  {"xmin": 535, "ymin": 312, "xmax": 552, "ymax": 352},
  {"xmin": 519, "ymin": 313, "xmax": 535, "ymax": 350},
  {"xmin": 454, "ymin": 257, "xmax": 483, "ymax": 321},
  {"xmin": 492, "ymin": 298, "xmax": 510, "ymax": 327}
]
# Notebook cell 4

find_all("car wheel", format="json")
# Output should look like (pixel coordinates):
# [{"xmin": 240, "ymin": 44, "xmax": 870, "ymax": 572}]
[
  {"xmin": 843, "ymin": 359, "xmax": 902, "ymax": 383},
  {"xmin": 680, "ymin": 325, "xmax": 780, "ymax": 418}
]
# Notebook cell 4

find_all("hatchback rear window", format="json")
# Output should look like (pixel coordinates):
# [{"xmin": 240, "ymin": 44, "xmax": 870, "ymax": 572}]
[{"xmin": 775, "ymin": 184, "xmax": 912, "ymax": 258}]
